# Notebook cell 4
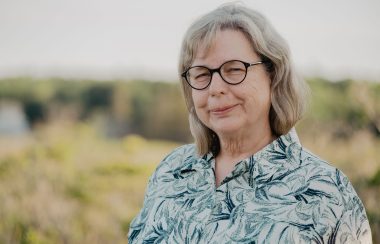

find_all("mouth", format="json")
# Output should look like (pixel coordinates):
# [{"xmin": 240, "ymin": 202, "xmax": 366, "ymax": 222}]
[{"xmin": 210, "ymin": 104, "xmax": 238, "ymax": 115}]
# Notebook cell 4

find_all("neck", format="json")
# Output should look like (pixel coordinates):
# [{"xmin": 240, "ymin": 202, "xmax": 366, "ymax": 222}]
[{"xmin": 217, "ymin": 126, "xmax": 275, "ymax": 161}]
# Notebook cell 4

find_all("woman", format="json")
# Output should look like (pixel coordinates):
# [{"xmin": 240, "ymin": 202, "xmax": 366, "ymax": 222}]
[{"xmin": 128, "ymin": 3, "xmax": 372, "ymax": 243}]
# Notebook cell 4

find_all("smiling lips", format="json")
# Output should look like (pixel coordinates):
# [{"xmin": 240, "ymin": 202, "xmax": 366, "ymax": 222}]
[{"xmin": 210, "ymin": 104, "xmax": 238, "ymax": 116}]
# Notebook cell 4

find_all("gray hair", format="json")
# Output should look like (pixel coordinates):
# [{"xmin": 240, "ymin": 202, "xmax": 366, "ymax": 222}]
[{"xmin": 178, "ymin": 3, "xmax": 309, "ymax": 156}]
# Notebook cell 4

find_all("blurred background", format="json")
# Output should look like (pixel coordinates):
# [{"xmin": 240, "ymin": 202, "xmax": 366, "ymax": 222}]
[{"xmin": 0, "ymin": 0, "xmax": 379, "ymax": 243}]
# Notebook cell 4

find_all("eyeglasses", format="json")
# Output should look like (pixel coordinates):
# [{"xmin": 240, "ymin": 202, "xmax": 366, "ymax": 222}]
[{"xmin": 181, "ymin": 59, "xmax": 264, "ymax": 90}]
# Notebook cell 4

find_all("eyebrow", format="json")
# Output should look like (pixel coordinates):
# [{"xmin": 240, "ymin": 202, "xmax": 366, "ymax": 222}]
[{"xmin": 191, "ymin": 59, "xmax": 236, "ymax": 68}]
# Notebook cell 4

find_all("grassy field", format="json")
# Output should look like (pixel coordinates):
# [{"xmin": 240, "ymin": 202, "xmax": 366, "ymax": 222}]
[
  {"xmin": 0, "ymin": 122, "xmax": 179, "ymax": 243},
  {"xmin": 0, "ymin": 121, "xmax": 379, "ymax": 243}
]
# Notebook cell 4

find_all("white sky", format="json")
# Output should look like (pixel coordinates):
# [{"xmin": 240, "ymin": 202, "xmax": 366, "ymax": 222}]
[{"xmin": 0, "ymin": 0, "xmax": 379, "ymax": 81}]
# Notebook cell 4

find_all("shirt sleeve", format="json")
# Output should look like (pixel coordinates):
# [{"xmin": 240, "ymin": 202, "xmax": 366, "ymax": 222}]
[{"xmin": 332, "ymin": 169, "xmax": 373, "ymax": 243}]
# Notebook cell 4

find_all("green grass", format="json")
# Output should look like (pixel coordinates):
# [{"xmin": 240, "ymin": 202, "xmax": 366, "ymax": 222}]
[
  {"xmin": 0, "ymin": 122, "xmax": 379, "ymax": 243},
  {"xmin": 0, "ymin": 122, "xmax": 179, "ymax": 243}
]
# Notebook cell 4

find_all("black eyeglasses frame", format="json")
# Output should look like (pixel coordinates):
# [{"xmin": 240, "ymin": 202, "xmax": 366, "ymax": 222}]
[{"xmin": 181, "ymin": 59, "xmax": 264, "ymax": 90}]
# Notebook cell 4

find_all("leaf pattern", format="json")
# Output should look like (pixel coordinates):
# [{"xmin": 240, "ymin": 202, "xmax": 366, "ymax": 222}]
[{"xmin": 128, "ymin": 131, "xmax": 372, "ymax": 243}]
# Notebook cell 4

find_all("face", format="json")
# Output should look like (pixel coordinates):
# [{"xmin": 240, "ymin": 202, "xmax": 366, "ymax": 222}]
[{"xmin": 191, "ymin": 29, "xmax": 272, "ymax": 138}]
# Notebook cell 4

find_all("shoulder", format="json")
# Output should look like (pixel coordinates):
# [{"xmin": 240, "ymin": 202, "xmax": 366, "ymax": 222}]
[
  {"xmin": 162, "ymin": 143, "xmax": 197, "ymax": 164},
  {"xmin": 299, "ymin": 147, "xmax": 368, "ymax": 219},
  {"xmin": 128, "ymin": 144, "xmax": 199, "ymax": 243},
  {"xmin": 146, "ymin": 144, "xmax": 199, "ymax": 190},
  {"xmin": 300, "ymin": 147, "xmax": 353, "ymax": 191},
  {"xmin": 155, "ymin": 143, "xmax": 198, "ymax": 173},
  {"xmin": 299, "ymin": 147, "xmax": 354, "ymax": 195},
  {"xmin": 295, "ymin": 147, "xmax": 372, "ymax": 242}
]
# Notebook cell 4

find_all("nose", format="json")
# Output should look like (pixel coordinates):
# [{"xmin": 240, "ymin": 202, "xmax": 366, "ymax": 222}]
[{"xmin": 208, "ymin": 71, "xmax": 227, "ymax": 96}]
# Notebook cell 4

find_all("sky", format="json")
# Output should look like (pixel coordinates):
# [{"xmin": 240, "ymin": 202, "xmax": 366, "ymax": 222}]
[{"xmin": 0, "ymin": 0, "xmax": 379, "ymax": 81}]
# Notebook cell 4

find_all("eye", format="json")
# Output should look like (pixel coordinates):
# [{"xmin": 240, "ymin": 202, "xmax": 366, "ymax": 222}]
[
  {"xmin": 224, "ymin": 67, "xmax": 245, "ymax": 76},
  {"xmin": 226, "ymin": 67, "xmax": 245, "ymax": 72},
  {"xmin": 188, "ymin": 67, "xmax": 210, "ymax": 81},
  {"xmin": 195, "ymin": 72, "xmax": 210, "ymax": 79},
  {"xmin": 222, "ymin": 61, "xmax": 246, "ymax": 75}
]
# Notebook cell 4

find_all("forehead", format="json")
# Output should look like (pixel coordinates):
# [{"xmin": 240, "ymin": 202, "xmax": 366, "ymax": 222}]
[{"xmin": 192, "ymin": 29, "xmax": 258, "ymax": 66}]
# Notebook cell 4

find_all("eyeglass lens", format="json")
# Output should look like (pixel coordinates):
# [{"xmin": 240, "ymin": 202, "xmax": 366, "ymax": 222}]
[{"xmin": 186, "ymin": 60, "xmax": 247, "ymax": 89}]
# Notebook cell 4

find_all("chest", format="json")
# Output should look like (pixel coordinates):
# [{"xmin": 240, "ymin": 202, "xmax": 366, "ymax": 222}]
[
  {"xmin": 142, "ymin": 159, "xmax": 344, "ymax": 243},
  {"xmin": 214, "ymin": 157, "xmax": 240, "ymax": 188}
]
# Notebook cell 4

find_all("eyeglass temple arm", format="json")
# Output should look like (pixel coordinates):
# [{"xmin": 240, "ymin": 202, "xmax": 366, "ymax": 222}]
[{"xmin": 248, "ymin": 61, "xmax": 264, "ymax": 67}]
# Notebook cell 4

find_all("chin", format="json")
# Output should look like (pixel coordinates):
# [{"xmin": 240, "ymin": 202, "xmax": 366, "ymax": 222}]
[
  {"xmin": 207, "ymin": 116, "xmax": 243, "ymax": 133},
  {"xmin": 212, "ymin": 124, "xmax": 243, "ymax": 136}
]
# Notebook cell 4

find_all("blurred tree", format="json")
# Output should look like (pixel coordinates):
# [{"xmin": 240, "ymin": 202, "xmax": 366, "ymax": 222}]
[
  {"xmin": 81, "ymin": 83, "xmax": 113, "ymax": 117},
  {"xmin": 23, "ymin": 100, "xmax": 46, "ymax": 125},
  {"xmin": 0, "ymin": 77, "xmax": 378, "ymax": 141}
]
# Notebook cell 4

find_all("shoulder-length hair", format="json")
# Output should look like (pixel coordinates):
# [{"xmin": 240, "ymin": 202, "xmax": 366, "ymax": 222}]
[{"xmin": 178, "ymin": 3, "xmax": 309, "ymax": 156}]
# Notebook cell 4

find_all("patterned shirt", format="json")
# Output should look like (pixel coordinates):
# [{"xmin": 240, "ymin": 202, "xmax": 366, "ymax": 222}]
[{"xmin": 128, "ymin": 131, "xmax": 372, "ymax": 243}]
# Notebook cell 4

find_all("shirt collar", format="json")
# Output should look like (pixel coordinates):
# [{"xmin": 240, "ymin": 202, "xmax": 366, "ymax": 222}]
[{"xmin": 175, "ymin": 128, "xmax": 302, "ymax": 178}]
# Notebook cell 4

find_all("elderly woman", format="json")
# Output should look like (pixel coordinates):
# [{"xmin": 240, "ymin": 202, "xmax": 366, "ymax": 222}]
[{"xmin": 128, "ymin": 3, "xmax": 372, "ymax": 243}]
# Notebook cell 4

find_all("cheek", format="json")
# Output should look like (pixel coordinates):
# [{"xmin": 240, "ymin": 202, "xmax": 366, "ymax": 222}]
[
  {"xmin": 239, "ymin": 83, "xmax": 259, "ymax": 105},
  {"xmin": 192, "ymin": 92, "xmax": 207, "ymax": 109},
  {"xmin": 239, "ymin": 83, "xmax": 271, "ymax": 112},
  {"xmin": 191, "ymin": 93, "xmax": 209, "ymax": 124}
]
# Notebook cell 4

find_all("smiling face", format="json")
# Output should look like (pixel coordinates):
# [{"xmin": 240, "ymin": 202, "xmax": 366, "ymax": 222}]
[{"xmin": 191, "ymin": 29, "xmax": 272, "ymax": 138}]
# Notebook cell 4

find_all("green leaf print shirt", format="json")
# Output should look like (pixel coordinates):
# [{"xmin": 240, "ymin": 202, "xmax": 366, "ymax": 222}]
[{"xmin": 128, "ymin": 131, "xmax": 372, "ymax": 243}]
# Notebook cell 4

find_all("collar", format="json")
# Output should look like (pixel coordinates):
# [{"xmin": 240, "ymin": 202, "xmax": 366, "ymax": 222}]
[{"xmin": 174, "ymin": 128, "xmax": 302, "ymax": 180}]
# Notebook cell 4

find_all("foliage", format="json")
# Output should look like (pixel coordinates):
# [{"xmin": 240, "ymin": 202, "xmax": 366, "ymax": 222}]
[
  {"xmin": 0, "ymin": 78, "xmax": 191, "ymax": 141},
  {"xmin": 1, "ymin": 77, "xmax": 380, "ymax": 141},
  {"xmin": 0, "ymin": 123, "xmax": 179, "ymax": 243},
  {"xmin": 296, "ymin": 78, "xmax": 380, "ymax": 140},
  {"xmin": 369, "ymin": 168, "xmax": 380, "ymax": 186},
  {"xmin": 0, "ymin": 77, "xmax": 379, "ymax": 242}
]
